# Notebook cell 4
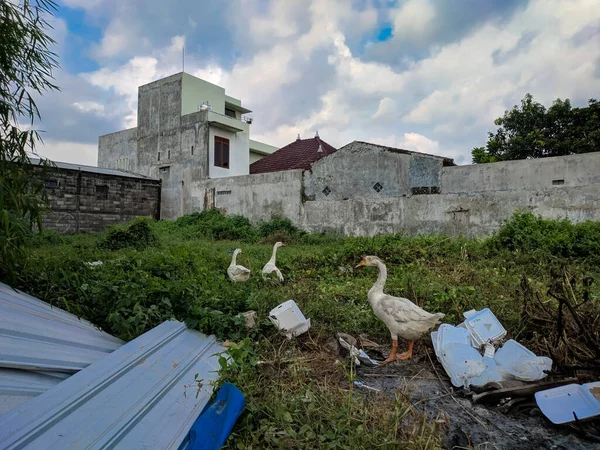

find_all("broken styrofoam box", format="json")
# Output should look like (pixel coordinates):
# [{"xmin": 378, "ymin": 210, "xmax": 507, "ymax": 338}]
[
  {"xmin": 535, "ymin": 383, "xmax": 600, "ymax": 424},
  {"xmin": 438, "ymin": 343, "xmax": 487, "ymax": 388},
  {"xmin": 269, "ymin": 300, "xmax": 311, "ymax": 339},
  {"xmin": 463, "ymin": 308, "xmax": 506, "ymax": 346},
  {"xmin": 494, "ymin": 339, "xmax": 552, "ymax": 382}
]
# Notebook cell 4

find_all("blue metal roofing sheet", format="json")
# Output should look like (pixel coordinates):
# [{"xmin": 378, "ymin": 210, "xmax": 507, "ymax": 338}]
[
  {"xmin": 0, "ymin": 320, "xmax": 225, "ymax": 449},
  {"xmin": 0, "ymin": 369, "xmax": 63, "ymax": 415},
  {"xmin": 0, "ymin": 283, "xmax": 124, "ymax": 373}
]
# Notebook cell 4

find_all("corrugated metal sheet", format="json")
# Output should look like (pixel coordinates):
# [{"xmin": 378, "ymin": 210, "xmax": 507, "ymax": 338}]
[
  {"xmin": 0, "ymin": 369, "xmax": 64, "ymax": 415},
  {"xmin": 0, "ymin": 320, "xmax": 224, "ymax": 449},
  {"xmin": 0, "ymin": 283, "xmax": 125, "ymax": 416},
  {"xmin": 29, "ymin": 158, "xmax": 157, "ymax": 181},
  {"xmin": 0, "ymin": 283, "xmax": 124, "ymax": 373}
]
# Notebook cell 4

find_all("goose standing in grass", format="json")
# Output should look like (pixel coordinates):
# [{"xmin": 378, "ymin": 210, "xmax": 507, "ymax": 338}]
[
  {"xmin": 355, "ymin": 255, "xmax": 444, "ymax": 363},
  {"xmin": 227, "ymin": 249, "xmax": 251, "ymax": 282},
  {"xmin": 262, "ymin": 242, "xmax": 286, "ymax": 282}
]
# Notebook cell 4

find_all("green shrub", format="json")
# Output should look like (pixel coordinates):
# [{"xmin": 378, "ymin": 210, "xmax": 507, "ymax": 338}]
[
  {"xmin": 488, "ymin": 211, "xmax": 600, "ymax": 263},
  {"xmin": 256, "ymin": 214, "xmax": 305, "ymax": 242},
  {"xmin": 99, "ymin": 217, "xmax": 158, "ymax": 251},
  {"xmin": 175, "ymin": 209, "xmax": 256, "ymax": 241}
]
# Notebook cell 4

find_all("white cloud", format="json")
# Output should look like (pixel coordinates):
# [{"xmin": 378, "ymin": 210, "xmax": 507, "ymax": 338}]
[
  {"xmin": 46, "ymin": 0, "xmax": 600, "ymax": 167},
  {"xmin": 73, "ymin": 101, "xmax": 105, "ymax": 115},
  {"xmin": 33, "ymin": 139, "xmax": 98, "ymax": 166}
]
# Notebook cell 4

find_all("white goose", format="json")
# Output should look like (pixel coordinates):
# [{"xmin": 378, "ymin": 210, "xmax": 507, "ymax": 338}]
[
  {"xmin": 355, "ymin": 255, "xmax": 444, "ymax": 363},
  {"xmin": 262, "ymin": 242, "xmax": 286, "ymax": 282},
  {"xmin": 227, "ymin": 249, "xmax": 251, "ymax": 282}
]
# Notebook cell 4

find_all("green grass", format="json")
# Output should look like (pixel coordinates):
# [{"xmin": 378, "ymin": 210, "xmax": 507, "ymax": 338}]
[{"xmin": 8, "ymin": 211, "xmax": 600, "ymax": 449}]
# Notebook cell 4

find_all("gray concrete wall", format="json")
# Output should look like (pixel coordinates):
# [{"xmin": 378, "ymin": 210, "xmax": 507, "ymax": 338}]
[
  {"xmin": 183, "ymin": 170, "xmax": 304, "ymax": 223},
  {"xmin": 304, "ymin": 141, "xmax": 445, "ymax": 202},
  {"xmin": 41, "ymin": 169, "xmax": 161, "ymax": 234},
  {"xmin": 442, "ymin": 152, "xmax": 600, "ymax": 194},
  {"xmin": 98, "ymin": 128, "xmax": 138, "ymax": 173},
  {"xmin": 300, "ymin": 185, "xmax": 600, "ymax": 236}
]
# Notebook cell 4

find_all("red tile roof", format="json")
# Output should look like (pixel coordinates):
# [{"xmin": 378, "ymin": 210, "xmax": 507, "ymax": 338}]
[{"xmin": 250, "ymin": 137, "xmax": 337, "ymax": 174}]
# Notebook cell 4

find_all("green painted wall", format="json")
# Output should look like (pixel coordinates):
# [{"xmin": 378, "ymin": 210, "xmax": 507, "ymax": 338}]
[{"xmin": 181, "ymin": 73, "xmax": 227, "ymax": 116}]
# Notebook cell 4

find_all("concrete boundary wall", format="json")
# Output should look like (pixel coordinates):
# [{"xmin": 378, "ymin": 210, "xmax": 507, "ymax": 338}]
[
  {"xmin": 442, "ymin": 152, "xmax": 600, "ymax": 194},
  {"xmin": 301, "ymin": 185, "xmax": 600, "ymax": 236}
]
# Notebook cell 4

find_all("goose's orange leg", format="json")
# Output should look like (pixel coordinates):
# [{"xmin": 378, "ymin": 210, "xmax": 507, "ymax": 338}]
[
  {"xmin": 396, "ymin": 340, "xmax": 414, "ymax": 360},
  {"xmin": 380, "ymin": 339, "xmax": 398, "ymax": 365}
]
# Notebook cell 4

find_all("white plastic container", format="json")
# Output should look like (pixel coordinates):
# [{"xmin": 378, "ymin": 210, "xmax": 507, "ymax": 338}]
[
  {"xmin": 269, "ymin": 300, "xmax": 311, "ymax": 339},
  {"xmin": 535, "ymin": 384, "xmax": 600, "ymax": 424},
  {"xmin": 494, "ymin": 339, "xmax": 552, "ymax": 382},
  {"xmin": 464, "ymin": 308, "xmax": 506, "ymax": 346},
  {"xmin": 438, "ymin": 342, "xmax": 487, "ymax": 388}
]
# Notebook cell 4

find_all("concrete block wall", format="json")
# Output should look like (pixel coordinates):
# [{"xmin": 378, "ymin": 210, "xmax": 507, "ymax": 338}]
[
  {"xmin": 303, "ymin": 141, "xmax": 446, "ymax": 202},
  {"xmin": 98, "ymin": 128, "xmax": 138, "ymax": 173},
  {"xmin": 42, "ymin": 169, "xmax": 161, "ymax": 234},
  {"xmin": 192, "ymin": 170, "xmax": 304, "ymax": 223},
  {"xmin": 441, "ymin": 152, "xmax": 600, "ymax": 194}
]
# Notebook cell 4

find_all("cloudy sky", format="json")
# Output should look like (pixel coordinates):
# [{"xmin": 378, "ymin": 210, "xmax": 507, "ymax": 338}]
[{"xmin": 34, "ymin": 0, "xmax": 600, "ymax": 165}]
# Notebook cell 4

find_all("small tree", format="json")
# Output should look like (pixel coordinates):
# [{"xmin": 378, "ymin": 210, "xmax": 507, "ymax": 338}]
[
  {"xmin": 0, "ymin": 0, "xmax": 59, "ymax": 280},
  {"xmin": 472, "ymin": 93, "xmax": 600, "ymax": 163}
]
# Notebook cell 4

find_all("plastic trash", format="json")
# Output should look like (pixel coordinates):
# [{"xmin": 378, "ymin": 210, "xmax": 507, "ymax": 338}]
[
  {"xmin": 463, "ymin": 308, "xmax": 506, "ymax": 346},
  {"xmin": 269, "ymin": 300, "xmax": 311, "ymax": 339},
  {"xmin": 354, "ymin": 381, "xmax": 381, "ymax": 392},
  {"xmin": 439, "ymin": 342, "xmax": 487, "ymax": 388},
  {"xmin": 187, "ymin": 382, "xmax": 245, "ymax": 450},
  {"xmin": 494, "ymin": 339, "xmax": 552, "ymax": 382},
  {"xmin": 535, "ymin": 383, "xmax": 600, "ymax": 424},
  {"xmin": 431, "ymin": 310, "xmax": 552, "ymax": 389},
  {"xmin": 240, "ymin": 311, "xmax": 257, "ymax": 328},
  {"xmin": 337, "ymin": 333, "xmax": 379, "ymax": 366},
  {"xmin": 86, "ymin": 261, "xmax": 103, "ymax": 267}
]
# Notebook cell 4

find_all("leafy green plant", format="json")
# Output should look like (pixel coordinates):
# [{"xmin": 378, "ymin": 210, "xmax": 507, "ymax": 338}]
[
  {"xmin": 99, "ymin": 217, "xmax": 158, "ymax": 251},
  {"xmin": 0, "ymin": 0, "xmax": 59, "ymax": 281}
]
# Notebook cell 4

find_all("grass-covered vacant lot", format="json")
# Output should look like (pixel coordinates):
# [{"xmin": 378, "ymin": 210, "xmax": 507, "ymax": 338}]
[{"xmin": 9, "ymin": 211, "xmax": 600, "ymax": 449}]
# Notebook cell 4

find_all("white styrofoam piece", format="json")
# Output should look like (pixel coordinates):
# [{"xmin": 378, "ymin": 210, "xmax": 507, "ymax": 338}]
[
  {"xmin": 438, "ymin": 343, "xmax": 486, "ymax": 388},
  {"xmin": 437, "ymin": 324, "xmax": 472, "ymax": 349},
  {"xmin": 269, "ymin": 300, "xmax": 310, "ymax": 338},
  {"xmin": 494, "ymin": 339, "xmax": 552, "ymax": 382},
  {"xmin": 535, "ymin": 384, "xmax": 600, "ymax": 424},
  {"xmin": 464, "ymin": 308, "xmax": 506, "ymax": 346},
  {"xmin": 583, "ymin": 381, "xmax": 600, "ymax": 406},
  {"xmin": 470, "ymin": 357, "xmax": 511, "ymax": 387}
]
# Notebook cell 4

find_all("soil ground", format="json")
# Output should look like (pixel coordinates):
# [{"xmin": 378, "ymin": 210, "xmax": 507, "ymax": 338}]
[{"xmin": 354, "ymin": 343, "xmax": 600, "ymax": 450}]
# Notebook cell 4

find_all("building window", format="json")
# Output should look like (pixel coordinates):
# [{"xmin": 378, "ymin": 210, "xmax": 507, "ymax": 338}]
[
  {"xmin": 96, "ymin": 185, "xmax": 109, "ymax": 200},
  {"xmin": 168, "ymin": 150, "xmax": 171, "ymax": 159},
  {"xmin": 552, "ymin": 179, "xmax": 565, "ymax": 186},
  {"xmin": 158, "ymin": 152, "xmax": 161, "ymax": 161},
  {"xmin": 224, "ymin": 107, "xmax": 236, "ymax": 118},
  {"xmin": 214, "ymin": 136, "xmax": 230, "ymax": 169},
  {"xmin": 191, "ymin": 145, "xmax": 194, "ymax": 155},
  {"xmin": 44, "ymin": 179, "xmax": 59, "ymax": 190}
]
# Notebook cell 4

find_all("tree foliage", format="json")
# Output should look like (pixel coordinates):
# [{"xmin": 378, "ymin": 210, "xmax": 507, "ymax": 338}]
[
  {"xmin": 0, "ymin": 0, "xmax": 59, "ymax": 280},
  {"xmin": 472, "ymin": 93, "xmax": 600, "ymax": 163}
]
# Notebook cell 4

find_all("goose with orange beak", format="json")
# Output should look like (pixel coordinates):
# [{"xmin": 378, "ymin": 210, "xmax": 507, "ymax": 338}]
[{"xmin": 355, "ymin": 256, "xmax": 444, "ymax": 363}]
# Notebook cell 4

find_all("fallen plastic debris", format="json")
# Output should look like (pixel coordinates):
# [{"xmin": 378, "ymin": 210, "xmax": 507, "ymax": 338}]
[
  {"xmin": 337, "ymin": 333, "xmax": 379, "ymax": 367},
  {"xmin": 240, "ymin": 310, "xmax": 257, "ymax": 329},
  {"xmin": 86, "ymin": 261, "xmax": 103, "ymax": 267},
  {"xmin": 354, "ymin": 380, "xmax": 381, "ymax": 392},
  {"xmin": 535, "ymin": 382, "xmax": 600, "ymax": 424},
  {"xmin": 431, "ymin": 309, "xmax": 552, "ymax": 389},
  {"xmin": 187, "ymin": 382, "xmax": 245, "ymax": 450},
  {"xmin": 269, "ymin": 300, "xmax": 311, "ymax": 339}
]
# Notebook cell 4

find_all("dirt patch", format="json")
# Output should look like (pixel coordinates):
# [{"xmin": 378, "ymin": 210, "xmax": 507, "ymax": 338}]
[{"xmin": 354, "ymin": 347, "xmax": 600, "ymax": 450}]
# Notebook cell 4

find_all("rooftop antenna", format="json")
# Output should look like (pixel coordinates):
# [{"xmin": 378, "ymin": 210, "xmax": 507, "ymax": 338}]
[
  {"xmin": 296, "ymin": 133, "xmax": 301, "ymax": 141},
  {"xmin": 182, "ymin": 45, "xmax": 185, "ymax": 73},
  {"xmin": 315, "ymin": 130, "xmax": 319, "ymax": 138}
]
